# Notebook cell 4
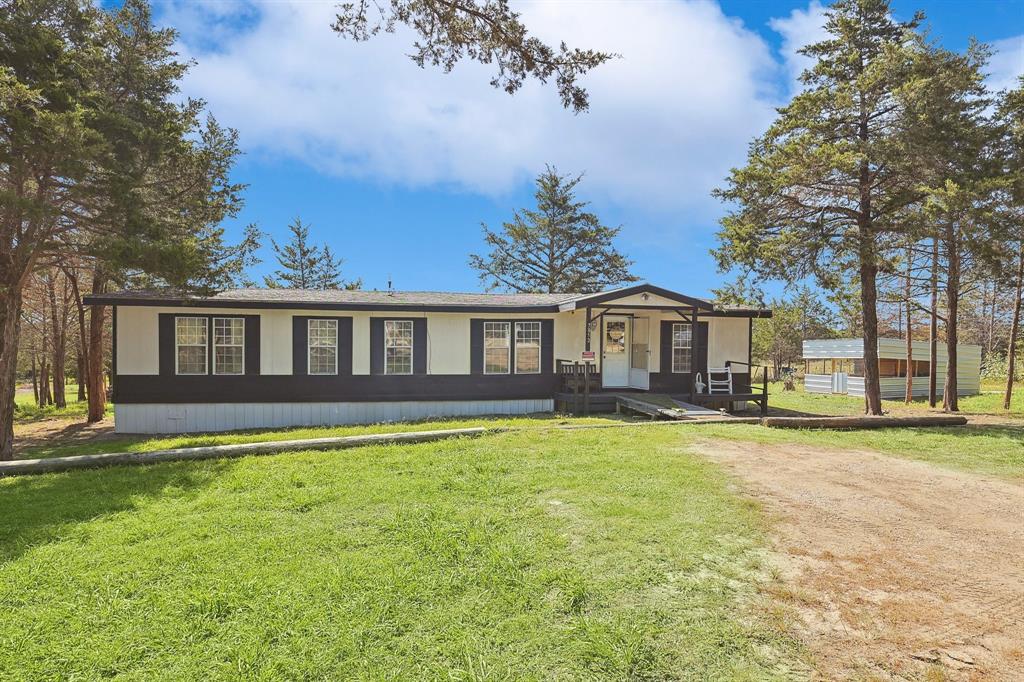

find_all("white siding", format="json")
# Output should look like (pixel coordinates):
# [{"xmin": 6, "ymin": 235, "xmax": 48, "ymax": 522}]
[
  {"xmin": 114, "ymin": 399, "xmax": 554, "ymax": 434},
  {"xmin": 116, "ymin": 305, "xmax": 755, "ymax": 380},
  {"xmin": 707, "ymin": 317, "xmax": 749, "ymax": 368}
]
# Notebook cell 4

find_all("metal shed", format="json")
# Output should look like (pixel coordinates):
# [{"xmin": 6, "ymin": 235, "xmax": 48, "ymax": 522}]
[{"xmin": 802, "ymin": 338, "xmax": 981, "ymax": 399}]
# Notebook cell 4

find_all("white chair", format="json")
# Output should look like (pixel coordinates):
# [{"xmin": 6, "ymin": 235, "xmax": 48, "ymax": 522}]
[{"xmin": 707, "ymin": 366, "xmax": 733, "ymax": 395}]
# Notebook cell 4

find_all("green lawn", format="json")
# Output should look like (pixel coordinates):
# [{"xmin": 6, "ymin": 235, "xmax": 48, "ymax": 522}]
[
  {"xmin": 13, "ymin": 384, "xmax": 112, "ymax": 423},
  {"xmin": 17, "ymin": 414, "xmax": 628, "ymax": 460},
  {"xmin": 700, "ymin": 421, "xmax": 1024, "ymax": 480},
  {"xmin": 735, "ymin": 384, "xmax": 1024, "ymax": 479},
  {"xmin": 760, "ymin": 382, "xmax": 1024, "ymax": 420},
  {"xmin": 0, "ymin": 427, "xmax": 802, "ymax": 679}
]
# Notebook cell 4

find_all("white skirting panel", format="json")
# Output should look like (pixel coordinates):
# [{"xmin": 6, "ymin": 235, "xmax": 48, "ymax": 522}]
[
  {"xmin": 114, "ymin": 399, "xmax": 555, "ymax": 434},
  {"xmin": 804, "ymin": 374, "xmax": 832, "ymax": 393}
]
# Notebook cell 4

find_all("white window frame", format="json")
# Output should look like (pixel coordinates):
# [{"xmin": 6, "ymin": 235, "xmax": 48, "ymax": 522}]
[
  {"xmin": 212, "ymin": 317, "xmax": 245, "ymax": 376},
  {"xmin": 671, "ymin": 322, "xmax": 692, "ymax": 374},
  {"xmin": 307, "ymin": 318, "xmax": 339, "ymax": 376},
  {"xmin": 514, "ymin": 321, "xmax": 541, "ymax": 375},
  {"xmin": 174, "ymin": 316, "xmax": 208, "ymax": 376},
  {"xmin": 384, "ymin": 320, "xmax": 414, "ymax": 375},
  {"xmin": 484, "ymin": 321, "xmax": 511, "ymax": 375}
]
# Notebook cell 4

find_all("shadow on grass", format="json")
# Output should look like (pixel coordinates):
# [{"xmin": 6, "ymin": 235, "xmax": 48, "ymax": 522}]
[
  {"xmin": 933, "ymin": 423, "xmax": 1024, "ymax": 443},
  {"xmin": 0, "ymin": 460, "xmax": 231, "ymax": 564}
]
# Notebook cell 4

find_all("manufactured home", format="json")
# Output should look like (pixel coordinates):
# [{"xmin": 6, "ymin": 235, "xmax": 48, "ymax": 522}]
[
  {"xmin": 802, "ymin": 337, "xmax": 981, "ymax": 399},
  {"xmin": 85, "ymin": 284, "xmax": 771, "ymax": 433}
]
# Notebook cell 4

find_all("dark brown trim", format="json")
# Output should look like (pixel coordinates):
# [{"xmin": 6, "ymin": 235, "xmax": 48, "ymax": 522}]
[
  {"xmin": 470, "ymin": 319, "xmax": 554, "ymax": 376},
  {"xmin": 85, "ymin": 294, "xmax": 770, "ymax": 318},
  {"xmin": 370, "ymin": 318, "xmax": 427, "ymax": 375},
  {"xmin": 701, "ymin": 309, "xmax": 773, "ymax": 319},
  {"xmin": 293, "ymin": 316, "xmax": 353, "ymax": 376},
  {"xmin": 159, "ymin": 314, "xmax": 259, "ymax": 378},
  {"xmin": 114, "ymin": 373, "xmax": 560, "ymax": 404},
  {"xmin": 571, "ymin": 284, "xmax": 713, "ymax": 310},
  {"xmin": 747, "ymin": 317, "xmax": 753, "ymax": 371},
  {"xmin": 111, "ymin": 306, "xmax": 118, "ymax": 400}
]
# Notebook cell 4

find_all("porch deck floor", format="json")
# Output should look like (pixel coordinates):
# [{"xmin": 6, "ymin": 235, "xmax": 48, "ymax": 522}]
[{"xmin": 554, "ymin": 390, "xmax": 763, "ymax": 420}]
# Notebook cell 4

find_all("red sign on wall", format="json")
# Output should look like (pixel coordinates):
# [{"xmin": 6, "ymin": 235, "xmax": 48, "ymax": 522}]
[{"xmin": 581, "ymin": 351, "xmax": 596, "ymax": 361}]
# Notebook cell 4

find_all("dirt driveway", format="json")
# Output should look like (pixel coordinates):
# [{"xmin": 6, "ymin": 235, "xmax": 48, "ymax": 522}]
[{"xmin": 696, "ymin": 439, "xmax": 1024, "ymax": 680}]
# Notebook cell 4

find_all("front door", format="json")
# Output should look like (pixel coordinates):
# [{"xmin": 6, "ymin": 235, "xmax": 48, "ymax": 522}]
[
  {"xmin": 602, "ymin": 316, "xmax": 630, "ymax": 387},
  {"xmin": 628, "ymin": 317, "xmax": 650, "ymax": 390}
]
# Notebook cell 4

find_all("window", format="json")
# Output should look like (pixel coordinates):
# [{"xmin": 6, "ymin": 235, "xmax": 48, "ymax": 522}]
[
  {"xmin": 484, "ymin": 322, "xmax": 510, "ymax": 374},
  {"xmin": 384, "ymin": 320, "xmax": 413, "ymax": 375},
  {"xmin": 212, "ymin": 318, "xmax": 245, "ymax": 375},
  {"xmin": 914, "ymin": 360, "xmax": 930, "ymax": 377},
  {"xmin": 175, "ymin": 317, "xmax": 208, "ymax": 375},
  {"xmin": 308, "ymin": 319, "xmax": 338, "ymax": 375},
  {"xmin": 604, "ymin": 320, "xmax": 626, "ymax": 354},
  {"xmin": 515, "ymin": 322, "xmax": 541, "ymax": 374},
  {"xmin": 671, "ymin": 323, "xmax": 692, "ymax": 373}
]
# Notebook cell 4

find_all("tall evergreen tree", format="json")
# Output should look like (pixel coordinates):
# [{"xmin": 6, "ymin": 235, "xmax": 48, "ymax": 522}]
[
  {"xmin": 0, "ymin": 0, "xmax": 258, "ymax": 457},
  {"xmin": 713, "ymin": 0, "xmax": 929, "ymax": 415},
  {"xmin": 995, "ymin": 78, "xmax": 1024, "ymax": 411},
  {"xmin": 264, "ymin": 218, "xmax": 359, "ymax": 290},
  {"xmin": 469, "ymin": 166, "xmax": 637, "ymax": 293},
  {"xmin": 907, "ymin": 42, "xmax": 995, "ymax": 411}
]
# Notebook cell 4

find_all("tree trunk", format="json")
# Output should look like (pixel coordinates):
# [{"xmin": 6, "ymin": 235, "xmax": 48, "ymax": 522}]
[
  {"xmin": 76, "ymin": 352, "xmax": 86, "ymax": 401},
  {"xmin": 856, "ymin": 93, "xmax": 882, "ymax": 415},
  {"xmin": 47, "ymin": 273, "xmax": 67, "ymax": 409},
  {"xmin": 0, "ymin": 285, "xmax": 25, "ymax": 460},
  {"xmin": 86, "ymin": 302, "xmax": 107, "ymax": 423},
  {"xmin": 1005, "ymin": 243, "xmax": 1023, "ymax": 411},
  {"xmin": 905, "ymin": 245, "xmax": 914, "ymax": 404},
  {"xmin": 943, "ymin": 223, "xmax": 960, "ymax": 412},
  {"xmin": 39, "ymin": 355, "xmax": 51, "ymax": 408},
  {"xmin": 31, "ymin": 352, "xmax": 38, "ymax": 405},
  {"xmin": 929, "ymin": 237, "xmax": 939, "ymax": 408},
  {"xmin": 84, "ymin": 267, "xmax": 108, "ymax": 423}
]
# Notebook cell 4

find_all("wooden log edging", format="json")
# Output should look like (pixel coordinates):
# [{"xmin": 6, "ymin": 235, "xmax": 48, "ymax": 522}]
[
  {"xmin": 760, "ymin": 415, "xmax": 968, "ymax": 430},
  {"xmin": 0, "ymin": 427, "xmax": 492, "ymax": 477}
]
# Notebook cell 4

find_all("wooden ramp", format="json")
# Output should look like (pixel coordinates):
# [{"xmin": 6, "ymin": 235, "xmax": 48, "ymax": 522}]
[
  {"xmin": 611, "ymin": 394, "xmax": 748, "ymax": 422},
  {"xmin": 612, "ymin": 393, "xmax": 688, "ymax": 420}
]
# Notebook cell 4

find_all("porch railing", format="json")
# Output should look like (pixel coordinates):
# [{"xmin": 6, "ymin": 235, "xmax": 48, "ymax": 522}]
[
  {"xmin": 556, "ymin": 360, "xmax": 599, "ymax": 416},
  {"xmin": 724, "ymin": 360, "xmax": 769, "ymax": 416}
]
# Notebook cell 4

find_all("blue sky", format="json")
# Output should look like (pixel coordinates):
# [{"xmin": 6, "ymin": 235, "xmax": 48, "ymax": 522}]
[{"xmin": 154, "ymin": 0, "xmax": 1024, "ymax": 297}]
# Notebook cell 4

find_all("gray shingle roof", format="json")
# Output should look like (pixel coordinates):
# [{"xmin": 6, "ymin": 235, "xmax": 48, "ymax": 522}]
[
  {"xmin": 84, "ymin": 284, "xmax": 767, "ymax": 315},
  {"xmin": 89, "ymin": 287, "xmax": 582, "ymax": 309}
]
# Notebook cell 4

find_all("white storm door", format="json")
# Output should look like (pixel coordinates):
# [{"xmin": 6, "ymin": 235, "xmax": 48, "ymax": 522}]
[
  {"xmin": 628, "ymin": 317, "xmax": 650, "ymax": 390},
  {"xmin": 602, "ymin": 316, "xmax": 630, "ymax": 387}
]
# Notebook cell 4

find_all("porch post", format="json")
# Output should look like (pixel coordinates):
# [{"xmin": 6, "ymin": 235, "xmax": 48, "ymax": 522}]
[
  {"xmin": 585, "ymin": 307, "xmax": 592, "ymax": 352},
  {"xmin": 690, "ymin": 306, "xmax": 697, "ymax": 395}
]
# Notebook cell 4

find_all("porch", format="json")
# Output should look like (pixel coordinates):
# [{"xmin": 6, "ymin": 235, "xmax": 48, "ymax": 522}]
[{"xmin": 555, "ymin": 359, "xmax": 769, "ymax": 417}]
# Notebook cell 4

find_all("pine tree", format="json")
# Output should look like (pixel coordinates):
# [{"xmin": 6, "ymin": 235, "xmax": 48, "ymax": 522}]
[
  {"xmin": 713, "ymin": 0, "xmax": 930, "ymax": 415},
  {"xmin": 264, "ymin": 218, "xmax": 359, "ymax": 290},
  {"xmin": 469, "ymin": 166, "xmax": 637, "ymax": 293},
  {"xmin": 316, "ymin": 246, "xmax": 362, "ymax": 291}
]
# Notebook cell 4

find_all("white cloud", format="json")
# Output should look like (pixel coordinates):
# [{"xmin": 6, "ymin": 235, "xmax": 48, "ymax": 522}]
[
  {"xmin": 164, "ymin": 0, "xmax": 781, "ymax": 213},
  {"xmin": 768, "ymin": 0, "xmax": 829, "ymax": 92},
  {"xmin": 987, "ymin": 35, "xmax": 1024, "ymax": 94}
]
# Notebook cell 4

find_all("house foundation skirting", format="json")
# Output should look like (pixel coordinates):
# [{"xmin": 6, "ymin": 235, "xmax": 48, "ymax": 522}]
[{"xmin": 114, "ymin": 399, "xmax": 554, "ymax": 434}]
